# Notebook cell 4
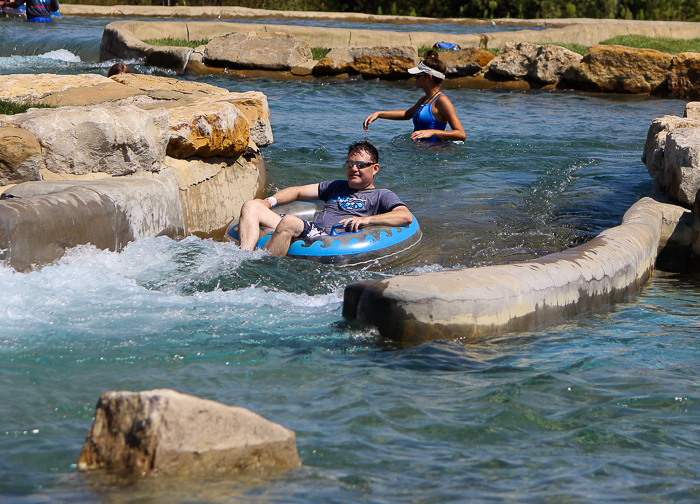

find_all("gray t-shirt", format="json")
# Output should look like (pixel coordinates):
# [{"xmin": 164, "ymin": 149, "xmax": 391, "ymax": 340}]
[{"xmin": 312, "ymin": 180, "xmax": 407, "ymax": 233}]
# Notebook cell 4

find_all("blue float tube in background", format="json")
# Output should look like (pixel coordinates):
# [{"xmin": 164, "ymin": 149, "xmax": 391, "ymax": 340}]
[{"xmin": 226, "ymin": 201, "xmax": 421, "ymax": 266}]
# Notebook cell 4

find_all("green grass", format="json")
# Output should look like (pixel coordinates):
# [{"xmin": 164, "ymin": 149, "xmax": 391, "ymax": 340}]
[
  {"xmin": 598, "ymin": 35, "xmax": 700, "ymax": 54},
  {"xmin": 143, "ymin": 37, "xmax": 210, "ymax": 48},
  {"xmin": 311, "ymin": 47, "xmax": 330, "ymax": 60},
  {"xmin": 0, "ymin": 100, "xmax": 53, "ymax": 115}
]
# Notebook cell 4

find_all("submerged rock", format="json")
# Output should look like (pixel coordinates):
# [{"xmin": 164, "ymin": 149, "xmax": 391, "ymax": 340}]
[
  {"xmin": 313, "ymin": 46, "xmax": 418, "ymax": 79},
  {"xmin": 204, "ymin": 32, "xmax": 312, "ymax": 71},
  {"xmin": 78, "ymin": 389, "xmax": 300, "ymax": 477}
]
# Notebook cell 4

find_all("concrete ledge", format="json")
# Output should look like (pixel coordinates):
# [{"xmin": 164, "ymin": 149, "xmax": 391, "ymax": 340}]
[
  {"xmin": 100, "ymin": 17, "xmax": 700, "ymax": 62},
  {"xmin": 343, "ymin": 196, "xmax": 689, "ymax": 344},
  {"xmin": 0, "ymin": 173, "xmax": 184, "ymax": 271}
]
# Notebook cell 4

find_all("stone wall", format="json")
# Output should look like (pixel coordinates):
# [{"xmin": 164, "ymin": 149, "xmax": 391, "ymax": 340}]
[{"xmin": 100, "ymin": 19, "xmax": 700, "ymax": 98}]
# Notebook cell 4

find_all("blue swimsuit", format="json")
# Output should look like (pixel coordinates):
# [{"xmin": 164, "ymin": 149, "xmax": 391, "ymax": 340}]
[{"xmin": 412, "ymin": 93, "xmax": 447, "ymax": 142}]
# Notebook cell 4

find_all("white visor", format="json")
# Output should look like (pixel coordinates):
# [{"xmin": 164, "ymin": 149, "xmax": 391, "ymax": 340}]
[{"xmin": 407, "ymin": 61, "xmax": 445, "ymax": 80}]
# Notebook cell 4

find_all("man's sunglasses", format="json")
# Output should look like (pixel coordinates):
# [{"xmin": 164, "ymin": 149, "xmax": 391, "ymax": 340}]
[{"xmin": 345, "ymin": 160, "xmax": 376, "ymax": 170}]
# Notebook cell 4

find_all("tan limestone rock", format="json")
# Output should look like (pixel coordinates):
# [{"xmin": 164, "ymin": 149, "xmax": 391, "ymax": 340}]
[
  {"xmin": 214, "ymin": 92, "xmax": 273, "ymax": 148},
  {"xmin": 204, "ymin": 32, "xmax": 312, "ymax": 71},
  {"xmin": 313, "ymin": 46, "xmax": 418, "ymax": 79},
  {"xmin": 663, "ymin": 128, "xmax": 700, "ymax": 206},
  {"xmin": 667, "ymin": 52, "xmax": 700, "ymax": 101},
  {"xmin": 77, "ymin": 389, "xmax": 300, "ymax": 476},
  {"xmin": 110, "ymin": 73, "xmax": 230, "ymax": 99},
  {"xmin": 166, "ymin": 99, "xmax": 250, "ymax": 159},
  {"xmin": 0, "ymin": 125, "xmax": 44, "ymax": 185},
  {"xmin": 642, "ymin": 115, "xmax": 700, "ymax": 183},
  {"xmin": 685, "ymin": 102, "xmax": 700, "ymax": 121},
  {"xmin": 488, "ymin": 41, "xmax": 582, "ymax": 83},
  {"xmin": 164, "ymin": 149, "xmax": 266, "ymax": 237},
  {"xmin": 563, "ymin": 45, "xmax": 671, "ymax": 94},
  {"xmin": 0, "ymin": 74, "xmax": 113, "ymax": 104},
  {"xmin": 5, "ymin": 105, "xmax": 169, "ymax": 176},
  {"xmin": 439, "ymin": 48, "xmax": 494, "ymax": 77}
]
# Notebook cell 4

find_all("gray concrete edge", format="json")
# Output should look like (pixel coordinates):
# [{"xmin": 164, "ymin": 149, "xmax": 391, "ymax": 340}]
[{"xmin": 343, "ymin": 195, "xmax": 691, "ymax": 344}]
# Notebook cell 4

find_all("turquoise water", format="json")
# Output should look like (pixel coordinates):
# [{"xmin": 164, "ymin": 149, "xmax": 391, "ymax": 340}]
[{"xmin": 2, "ymin": 16, "xmax": 700, "ymax": 504}]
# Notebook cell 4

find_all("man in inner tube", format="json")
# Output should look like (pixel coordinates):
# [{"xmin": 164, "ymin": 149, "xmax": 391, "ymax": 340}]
[{"xmin": 238, "ymin": 139, "xmax": 413, "ymax": 257}]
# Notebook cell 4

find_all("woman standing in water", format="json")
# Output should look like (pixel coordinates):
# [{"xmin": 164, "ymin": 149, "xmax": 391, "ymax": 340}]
[{"xmin": 363, "ymin": 50, "xmax": 466, "ymax": 143}]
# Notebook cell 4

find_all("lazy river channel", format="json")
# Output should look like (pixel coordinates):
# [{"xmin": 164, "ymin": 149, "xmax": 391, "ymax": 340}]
[{"xmin": 2, "ymin": 15, "xmax": 700, "ymax": 504}]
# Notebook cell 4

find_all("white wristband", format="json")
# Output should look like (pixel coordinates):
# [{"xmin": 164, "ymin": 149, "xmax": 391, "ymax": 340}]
[{"xmin": 265, "ymin": 196, "xmax": 277, "ymax": 208}]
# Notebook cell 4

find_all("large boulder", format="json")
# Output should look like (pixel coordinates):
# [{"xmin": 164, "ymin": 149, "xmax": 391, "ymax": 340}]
[
  {"xmin": 203, "ymin": 32, "xmax": 312, "ymax": 71},
  {"xmin": 165, "ymin": 99, "xmax": 250, "ymax": 159},
  {"xmin": 78, "ymin": 389, "xmax": 300, "ymax": 477},
  {"xmin": 642, "ymin": 115, "xmax": 700, "ymax": 183},
  {"xmin": 4, "ymin": 105, "xmax": 170, "ymax": 176},
  {"xmin": 0, "ymin": 125, "xmax": 44, "ymax": 185},
  {"xmin": 662, "ymin": 127, "xmax": 700, "ymax": 206},
  {"xmin": 439, "ymin": 47, "xmax": 494, "ymax": 77},
  {"xmin": 487, "ymin": 41, "xmax": 581, "ymax": 84},
  {"xmin": 667, "ymin": 52, "xmax": 700, "ymax": 101},
  {"xmin": 563, "ymin": 45, "xmax": 671, "ymax": 93},
  {"xmin": 313, "ymin": 46, "xmax": 418, "ymax": 79}
]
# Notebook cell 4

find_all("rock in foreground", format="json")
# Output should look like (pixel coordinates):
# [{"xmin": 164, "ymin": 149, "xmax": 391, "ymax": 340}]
[{"xmin": 78, "ymin": 389, "xmax": 301, "ymax": 477}]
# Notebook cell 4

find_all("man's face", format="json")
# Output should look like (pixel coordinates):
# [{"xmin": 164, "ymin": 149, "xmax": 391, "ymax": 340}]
[{"xmin": 345, "ymin": 149, "xmax": 379, "ymax": 190}]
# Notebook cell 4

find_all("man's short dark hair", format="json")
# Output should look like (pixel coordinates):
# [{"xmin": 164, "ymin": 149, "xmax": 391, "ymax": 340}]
[{"xmin": 348, "ymin": 140, "xmax": 378, "ymax": 164}]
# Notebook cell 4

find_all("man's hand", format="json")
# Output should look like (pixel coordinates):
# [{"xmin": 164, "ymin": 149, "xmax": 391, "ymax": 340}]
[{"xmin": 338, "ymin": 216, "xmax": 371, "ymax": 233}]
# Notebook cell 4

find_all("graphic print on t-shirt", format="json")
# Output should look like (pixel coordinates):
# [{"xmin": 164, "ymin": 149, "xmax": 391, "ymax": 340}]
[{"xmin": 329, "ymin": 196, "xmax": 366, "ymax": 210}]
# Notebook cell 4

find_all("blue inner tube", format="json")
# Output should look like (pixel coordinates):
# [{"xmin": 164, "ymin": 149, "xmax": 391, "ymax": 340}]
[
  {"xmin": 28, "ymin": 16, "xmax": 52, "ymax": 22},
  {"xmin": 226, "ymin": 200, "xmax": 421, "ymax": 266}
]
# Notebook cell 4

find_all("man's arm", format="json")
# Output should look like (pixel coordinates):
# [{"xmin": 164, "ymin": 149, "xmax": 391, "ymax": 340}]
[
  {"xmin": 260, "ymin": 183, "xmax": 319, "ymax": 209},
  {"xmin": 338, "ymin": 205, "xmax": 413, "ymax": 233}
]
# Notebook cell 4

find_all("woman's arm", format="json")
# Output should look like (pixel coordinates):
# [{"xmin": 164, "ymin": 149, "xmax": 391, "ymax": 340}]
[{"xmin": 363, "ymin": 99, "xmax": 423, "ymax": 131}]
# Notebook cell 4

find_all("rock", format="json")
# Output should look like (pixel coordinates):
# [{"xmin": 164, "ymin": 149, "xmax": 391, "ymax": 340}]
[
  {"xmin": 164, "ymin": 149, "xmax": 266, "ymax": 238},
  {"xmin": 488, "ymin": 41, "xmax": 581, "ymax": 83},
  {"xmin": 439, "ymin": 48, "xmax": 494, "ymax": 77},
  {"xmin": 0, "ymin": 73, "xmax": 113, "ymax": 104},
  {"xmin": 77, "ymin": 389, "xmax": 300, "ymax": 477},
  {"xmin": 110, "ymin": 73, "xmax": 230, "ymax": 100},
  {"xmin": 563, "ymin": 44, "xmax": 672, "ymax": 94},
  {"xmin": 0, "ymin": 125, "xmax": 44, "ymax": 185},
  {"xmin": 663, "ymin": 128, "xmax": 700, "ymax": 206},
  {"xmin": 313, "ymin": 46, "xmax": 418, "ymax": 79},
  {"xmin": 166, "ymin": 99, "xmax": 250, "ymax": 159},
  {"xmin": 488, "ymin": 41, "xmax": 537, "ymax": 79},
  {"xmin": 5, "ymin": 105, "xmax": 170, "ymax": 176},
  {"xmin": 667, "ymin": 52, "xmax": 700, "ymax": 100},
  {"xmin": 215, "ymin": 92, "xmax": 273, "ymax": 148},
  {"xmin": 685, "ymin": 102, "xmax": 700, "ymax": 121},
  {"xmin": 203, "ymin": 32, "xmax": 312, "ymax": 71},
  {"xmin": 642, "ymin": 115, "xmax": 700, "ymax": 183}
]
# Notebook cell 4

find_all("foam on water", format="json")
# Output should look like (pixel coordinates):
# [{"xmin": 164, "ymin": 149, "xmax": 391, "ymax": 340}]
[{"xmin": 38, "ymin": 49, "xmax": 81, "ymax": 62}]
